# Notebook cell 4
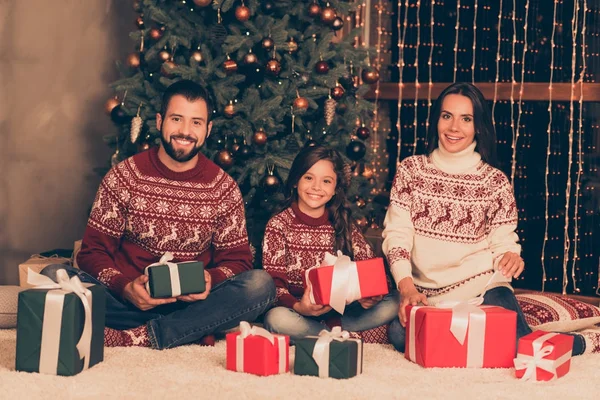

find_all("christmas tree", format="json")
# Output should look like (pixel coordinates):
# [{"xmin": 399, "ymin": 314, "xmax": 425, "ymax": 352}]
[{"xmin": 105, "ymin": 0, "xmax": 383, "ymax": 261}]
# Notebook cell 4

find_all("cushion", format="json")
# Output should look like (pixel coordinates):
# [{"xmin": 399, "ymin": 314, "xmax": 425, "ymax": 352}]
[
  {"xmin": 0, "ymin": 285, "xmax": 24, "ymax": 329},
  {"xmin": 516, "ymin": 292, "xmax": 600, "ymax": 332}
]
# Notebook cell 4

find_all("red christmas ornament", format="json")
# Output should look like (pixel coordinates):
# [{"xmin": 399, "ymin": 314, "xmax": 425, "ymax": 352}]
[
  {"xmin": 224, "ymin": 101, "xmax": 236, "ymax": 118},
  {"xmin": 356, "ymin": 126, "xmax": 371, "ymax": 140},
  {"xmin": 235, "ymin": 5, "xmax": 251, "ymax": 22},
  {"xmin": 193, "ymin": 0, "xmax": 212, "ymax": 7},
  {"xmin": 361, "ymin": 67, "xmax": 380, "ymax": 84},
  {"xmin": 262, "ymin": 37, "xmax": 275, "ymax": 51},
  {"xmin": 308, "ymin": 2, "xmax": 321, "ymax": 17},
  {"xmin": 320, "ymin": 6, "xmax": 337, "ymax": 24},
  {"xmin": 126, "ymin": 52, "xmax": 141, "ymax": 69},
  {"xmin": 149, "ymin": 27, "xmax": 164, "ymax": 41},
  {"xmin": 293, "ymin": 96, "xmax": 309, "ymax": 110},
  {"xmin": 216, "ymin": 150, "xmax": 234, "ymax": 169},
  {"xmin": 315, "ymin": 60, "xmax": 330, "ymax": 74},
  {"xmin": 223, "ymin": 57, "xmax": 238, "ymax": 74},
  {"xmin": 266, "ymin": 58, "xmax": 281, "ymax": 76},
  {"xmin": 252, "ymin": 129, "xmax": 268, "ymax": 146},
  {"xmin": 331, "ymin": 85, "xmax": 345, "ymax": 100}
]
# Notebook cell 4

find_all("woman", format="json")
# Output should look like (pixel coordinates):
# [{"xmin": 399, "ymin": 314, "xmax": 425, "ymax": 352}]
[{"xmin": 383, "ymin": 82, "xmax": 586, "ymax": 355}]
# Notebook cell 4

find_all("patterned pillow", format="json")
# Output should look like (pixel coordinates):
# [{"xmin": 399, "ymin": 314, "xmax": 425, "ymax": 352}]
[{"xmin": 516, "ymin": 292, "xmax": 600, "ymax": 332}]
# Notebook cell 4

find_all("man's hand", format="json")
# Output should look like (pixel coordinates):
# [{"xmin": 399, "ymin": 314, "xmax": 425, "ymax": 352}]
[
  {"xmin": 177, "ymin": 270, "xmax": 212, "ymax": 302},
  {"xmin": 397, "ymin": 277, "xmax": 428, "ymax": 327},
  {"xmin": 358, "ymin": 295, "xmax": 384, "ymax": 310},
  {"xmin": 293, "ymin": 286, "xmax": 332, "ymax": 316},
  {"xmin": 122, "ymin": 275, "xmax": 177, "ymax": 311},
  {"xmin": 497, "ymin": 251, "xmax": 525, "ymax": 279}
]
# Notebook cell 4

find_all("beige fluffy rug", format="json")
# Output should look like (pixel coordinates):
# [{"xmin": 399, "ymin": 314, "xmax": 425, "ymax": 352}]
[{"xmin": 1, "ymin": 329, "xmax": 598, "ymax": 400}]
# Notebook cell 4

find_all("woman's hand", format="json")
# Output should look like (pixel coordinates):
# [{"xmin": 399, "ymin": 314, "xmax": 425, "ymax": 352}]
[
  {"xmin": 293, "ymin": 286, "xmax": 332, "ymax": 316},
  {"xmin": 358, "ymin": 295, "xmax": 384, "ymax": 310},
  {"xmin": 497, "ymin": 251, "xmax": 525, "ymax": 279},
  {"xmin": 397, "ymin": 277, "xmax": 428, "ymax": 327}
]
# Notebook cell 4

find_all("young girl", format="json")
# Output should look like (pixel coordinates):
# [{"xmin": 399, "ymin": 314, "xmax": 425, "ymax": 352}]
[
  {"xmin": 383, "ymin": 82, "xmax": 588, "ymax": 355},
  {"xmin": 262, "ymin": 145, "xmax": 399, "ymax": 340}
]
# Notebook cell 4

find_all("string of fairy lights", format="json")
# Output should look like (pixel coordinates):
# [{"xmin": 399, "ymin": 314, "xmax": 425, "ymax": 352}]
[{"xmin": 384, "ymin": 0, "xmax": 596, "ymax": 294}]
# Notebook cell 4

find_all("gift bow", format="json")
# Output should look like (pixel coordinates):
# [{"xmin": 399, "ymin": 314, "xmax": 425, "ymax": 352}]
[
  {"xmin": 312, "ymin": 326, "xmax": 362, "ymax": 378},
  {"xmin": 27, "ymin": 268, "xmax": 94, "ymax": 375},
  {"xmin": 144, "ymin": 252, "xmax": 181, "ymax": 297},
  {"xmin": 236, "ymin": 321, "xmax": 286, "ymax": 374},
  {"xmin": 306, "ymin": 251, "xmax": 362, "ymax": 315},
  {"xmin": 513, "ymin": 332, "xmax": 572, "ymax": 381}
]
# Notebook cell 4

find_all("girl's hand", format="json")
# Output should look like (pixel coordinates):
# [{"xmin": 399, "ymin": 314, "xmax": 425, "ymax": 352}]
[
  {"xmin": 397, "ymin": 277, "xmax": 428, "ymax": 327},
  {"xmin": 358, "ymin": 295, "xmax": 384, "ymax": 310},
  {"xmin": 293, "ymin": 286, "xmax": 332, "ymax": 316},
  {"xmin": 497, "ymin": 251, "xmax": 525, "ymax": 278}
]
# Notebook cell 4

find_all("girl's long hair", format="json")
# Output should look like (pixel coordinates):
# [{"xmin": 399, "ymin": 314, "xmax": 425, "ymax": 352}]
[
  {"xmin": 281, "ymin": 145, "xmax": 356, "ymax": 258},
  {"xmin": 426, "ymin": 82, "xmax": 498, "ymax": 168}
]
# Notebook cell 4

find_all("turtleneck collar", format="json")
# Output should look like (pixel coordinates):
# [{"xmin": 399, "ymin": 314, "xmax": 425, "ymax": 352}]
[
  {"xmin": 430, "ymin": 140, "xmax": 481, "ymax": 175},
  {"xmin": 149, "ymin": 146, "xmax": 207, "ymax": 181},
  {"xmin": 291, "ymin": 202, "xmax": 330, "ymax": 226}
]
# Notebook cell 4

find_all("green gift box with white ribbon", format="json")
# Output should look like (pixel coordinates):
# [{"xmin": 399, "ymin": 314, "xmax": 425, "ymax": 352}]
[
  {"xmin": 145, "ymin": 252, "xmax": 205, "ymax": 298},
  {"xmin": 15, "ymin": 269, "xmax": 106, "ymax": 376},
  {"xmin": 294, "ymin": 327, "xmax": 363, "ymax": 379}
]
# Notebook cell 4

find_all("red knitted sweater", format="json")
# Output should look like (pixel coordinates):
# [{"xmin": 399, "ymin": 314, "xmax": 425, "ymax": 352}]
[
  {"xmin": 263, "ymin": 203, "xmax": 375, "ymax": 308},
  {"xmin": 77, "ymin": 147, "xmax": 252, "ymax": 298}
]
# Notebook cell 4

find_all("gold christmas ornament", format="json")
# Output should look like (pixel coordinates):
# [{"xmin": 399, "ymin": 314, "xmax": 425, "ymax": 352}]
[
  {"xmin": 331, "ymin": 85, "xmax": 344, "ymax": 100},
  {"xmin": 308, "ymin": 2, "xmax": 321, "ymax": 17},
  {"xmin": 362, "ymin": 166, "xmax": 374, "ymax": 179},
  {"xmin": 235, "ymin": 4, "xmax": 251, "ymax": 22},
  {"xmin": 293, "ymin": 96, "xmax": 309, "ymax": 110},
  {"xmin": 262, "ymin": 37, "xmax": 275, "ymax": 51},
  {"xmin": 216, "ymin": 149, "xmax": 234, "ymax": 169},
  {"xmin": 224, "ymin": 101, "xmax": 236, "ymax": 118},
  {"xmin": 287, "ymin": 37, "xmax": 298, "ymax": 54},
  {"xmin": 105, "ymin": 97, "xmax": 120, "ymax": 115},
  {"xmin": 160, "ymin": 60, "xmax": 176, "ymax": 77},
  {"xmin": 149, "ymin": 27, "xmax": 163, "ymax": 41},
  {"xmin": 158, "ymin": 49, "xmax": 171, "ymax": 62},
  {"xmin": 223, "ymin": 56, "xmax": 238, "ymax": 74},
  {"xmin": 193, "ymin": 0, "xmax": 213, "ymax": 7},
  {"xmin": 252, "ymin": 129, "xmax": 268, "ymax": 145},
  {"xmin": 126, "ymin": 52, "xmax": 141, "ymax": 68},
  {"xmin": 320, "ymin": 5, "xmax": 337, "ymax": 24},
  {"xmin": 356, "ymin": 216, "xmax": 369, "ymax": 229},
  {"xmin": 190, "ymin": 49, "xmax": 203, "ymax": 63},
  {"xmin": 130, "ymin": 104, "xmax": 143, "ymax": 143},
  {"xmin": 243, "ymin": 50, "xmax": 258, "ymax": 65},
  {"xmin": 265, "ymin": 58, "xmax": 281, "ymax": 76},
  {"xmin": 135, "ymin": 16, "xmax": 145, "ymax": 29},
  {"xmin": 324, "ymin": 97, "xmax": 336, "ymax": 126}
]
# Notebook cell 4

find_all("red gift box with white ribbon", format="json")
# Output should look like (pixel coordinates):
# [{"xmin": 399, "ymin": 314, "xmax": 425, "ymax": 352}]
[
  {"xmin": 226, "ymin": 322, "xmax": 289, "ymax": 376},
  {"xmin": 514, "ymin": 331, "xmax": 573, "ymax": 381},
  {"xmin": 305, "ymin": 252, "xmax": 388, "ymax": 315}
]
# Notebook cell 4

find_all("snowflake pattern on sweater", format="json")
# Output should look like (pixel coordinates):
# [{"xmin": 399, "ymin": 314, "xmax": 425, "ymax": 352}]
[
  {"xmin": 263, "ymin": 203, "xmax": 375, "ymax": 309},
  {"xmin": 78, "ymin": 148, "xmax": 252, "ymax": 296}
]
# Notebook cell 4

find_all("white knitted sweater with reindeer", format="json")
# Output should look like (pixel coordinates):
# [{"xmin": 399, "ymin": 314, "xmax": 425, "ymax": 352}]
[{"xmin": 382, "ymin": 141, "xmax": 520, "ymax": 304}]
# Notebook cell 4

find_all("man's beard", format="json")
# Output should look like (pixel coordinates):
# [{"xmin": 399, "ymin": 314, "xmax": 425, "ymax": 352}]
[{"xmin": 160, "ymin": 134, "xmax": 202, "ymax": 163}]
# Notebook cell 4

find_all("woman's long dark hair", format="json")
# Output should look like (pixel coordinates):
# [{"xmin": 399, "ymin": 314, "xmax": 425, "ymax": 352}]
[
  {"xmin": 281, "ymin": 145, "xmax": 357, "ymax": 258},
  {"xmin": 426, "ymin": 82, "xmax": 498, "ymax": 168}
]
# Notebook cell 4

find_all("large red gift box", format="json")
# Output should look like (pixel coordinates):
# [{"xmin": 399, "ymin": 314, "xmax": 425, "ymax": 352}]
[
  {"xmin": 405, "ymin": 304, "xmax": 517, "ymax": 368},
  {"xmin": 226, "ymin": 323, "xmax": 289, "ymax": 376},
  {"xmin": 307, "ymin": 257, "xmax": 389, "ymax": 306},
  {"xmin": 514, "ymin": 331, "xmax": 573, "ymax": 381}
]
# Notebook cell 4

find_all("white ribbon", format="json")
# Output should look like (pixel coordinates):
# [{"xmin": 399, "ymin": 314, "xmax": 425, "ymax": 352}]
[
  {"xmin": 513, "ymin": 332, "xmax": 573, "ymax": 381},
  {"xmin": 144, "ymin": 252, "xmax": 181, "ymax": 297},
  {"xmin": 26, "ymin": 268, "xmax": 94, "ymax": 375},
  {"xmin": 312, "ymin": 327, "xmax": 362, "ymax": 378},
  {"xmin": 305, "ymin": 251, "xmax": 362, "ymax": 315},
  {"xmin": 235, "ymin": 321, "xmax": 286, "ymax": 374}
]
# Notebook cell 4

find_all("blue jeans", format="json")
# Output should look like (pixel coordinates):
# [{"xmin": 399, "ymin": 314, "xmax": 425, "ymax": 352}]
[
  {"xmin": 388, "ymin": 286, "xmax": 586, "ymax": 356},
  {"xmin": 263, "ymin": 290, "xmax": 400, "ymax": 341},
  {"xmin": 41, "ymin": 264, "xmax": 276, "ymax": 350}
]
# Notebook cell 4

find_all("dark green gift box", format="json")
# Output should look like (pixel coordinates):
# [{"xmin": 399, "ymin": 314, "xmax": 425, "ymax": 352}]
[
  {"xmin": 15, "ymin": 284, "xmax": 106, "ymax": 376},
  {"xmin": 145, "ymin": 261, "xmax": 205, "ymax": 298},
  {"xmin": 294, "ymin": 337, "xmax": 363, "ymax": 379}
]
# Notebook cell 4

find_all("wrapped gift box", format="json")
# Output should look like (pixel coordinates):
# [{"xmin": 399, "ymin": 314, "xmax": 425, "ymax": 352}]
[
  {"xmin": 514, "ymin": 331, "xmax": 573, "ymax": 381},
  {"xmin": 405, "ymin": 304, "xmax": 517, "ymax": 368},
  {"xmin": 145, "ymin": 260, "xmax": 205, "ymax": 298},
  {"xmin": 294, "ymin": 329, "xmax": 363, "ymax": 379},
  {"xmin": 307, "ymin": 257, "xmax": 388, "ymax": 308},
  {"xmin": 226, "ymin": 322, "xmax": 289, "ymax": 376},
  {"xmin": 19, "ymin": 256, "xmax": 74, "ymax": 288},
  {"xmin": 16, "ymin": 270, "xmax": 106, "ymax": 376}
]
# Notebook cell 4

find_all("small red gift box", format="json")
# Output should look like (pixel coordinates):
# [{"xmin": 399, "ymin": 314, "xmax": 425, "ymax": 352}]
[
  {"xmin": 514, "ymin": 331, "xmax": 573, "ymax": 381},
  {"xmin": 226, "ymin": 322, "xmax": 289, "ymax": 376},
  {"xmin": 306, "ymin": 256, "xmax": 388, "ymax": 313},
  {"xmin": 405, "ymin": 303, "xmax": 517, "ymax": 368}
]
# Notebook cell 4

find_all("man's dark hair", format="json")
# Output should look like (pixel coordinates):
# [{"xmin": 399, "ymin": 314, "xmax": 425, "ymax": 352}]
[{"xmin": 160, "ymin": 80, "xmax": 214, "ymax": 122}]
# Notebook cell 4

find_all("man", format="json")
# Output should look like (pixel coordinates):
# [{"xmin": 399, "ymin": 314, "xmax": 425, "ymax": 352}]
[{"xmin": 43, "ymin": 80, "xmax": 275, "ymax": 349}]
